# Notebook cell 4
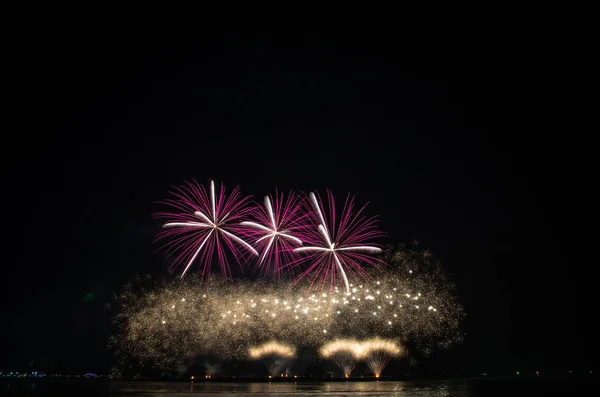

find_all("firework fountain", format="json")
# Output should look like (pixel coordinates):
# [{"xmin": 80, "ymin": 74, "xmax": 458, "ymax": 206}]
[
  {"xmin": 249, "ymin": 341, "xmax": 296, "ymax": 377},
  {"xmin": 361, "ymin": 338, "xmax": 403, "ymax": 377},
  {"xmin": 319, "ymin": 339, "xmax": 364, "ymax": 378}
]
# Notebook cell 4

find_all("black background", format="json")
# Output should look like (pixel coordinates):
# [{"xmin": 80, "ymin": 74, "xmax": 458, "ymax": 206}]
[{"xmin": 2, "ymin": 5, "xmax": 584, "ymax": 376}]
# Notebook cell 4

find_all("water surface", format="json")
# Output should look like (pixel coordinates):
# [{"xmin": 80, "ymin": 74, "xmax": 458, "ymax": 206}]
[{"xmin": 1, "ymin": 378, "xmax": 578, "ymax": 396}]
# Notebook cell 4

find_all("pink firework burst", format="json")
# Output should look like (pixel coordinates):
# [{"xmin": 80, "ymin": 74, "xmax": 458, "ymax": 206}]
[
  {"xmin": 241, "ymin": 190, "xmax": 309, "ymax": 278},
  {"xmin": 291, "ymin": 190, "xmax": 385, "ymax": 293},
  {"xmin": 154, "ymin": 179, "xmax": 258, "ymax": 279}
]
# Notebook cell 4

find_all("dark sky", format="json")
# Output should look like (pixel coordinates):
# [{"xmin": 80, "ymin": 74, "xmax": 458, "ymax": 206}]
[{"xmin": 2, "ymin": 6, "xmax": 583, "ymax": 375}]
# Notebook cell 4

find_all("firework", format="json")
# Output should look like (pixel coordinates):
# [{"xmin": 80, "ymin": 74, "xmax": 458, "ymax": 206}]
[
  {"xmin": 319, "ymin": 338, "xmax": 403, "ymax": 378},
  {"xmin": 361, "ymin": 338, "xmax": 403, "ymax": 377},
  {"xmin": 109, "ymin": 245, "xmax": 463, "ymax": 374},
  {"xmin": 154, "ymin": 180, "xmax": 258, "ymax": 279},
  {"xmin": 248, "ymin": 341, "xmax": 296, "ymax": 359},
  {"xmin": 319, "ymin": 339, "xmax": 364, "ymax": 377},
  {"xmin": 109, "ymin": 277, "xmax": 333, "ymax": 373},
  {"xmin": 241, "ymin": 190, "xmax": 307, "ymax": 278},
  {"xmin": 249, "ymin": 341, "xmax": 296, "ymax": 377},
  {"xmin": 292, "ymin": 191, "xmax": 384, "ymax": 293}
]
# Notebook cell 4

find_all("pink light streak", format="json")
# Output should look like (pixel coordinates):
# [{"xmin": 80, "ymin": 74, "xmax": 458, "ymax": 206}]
[
  {"xmin": 241, "ymin": 190, "xmax": 308, "ymax": 278},
  {"xmin": 291, "ymin": 191, "xmax": 385, "ymax": 293},
  {"xmin": 154, "ymin": 179, "xmax": 258, "ymax": 279}
]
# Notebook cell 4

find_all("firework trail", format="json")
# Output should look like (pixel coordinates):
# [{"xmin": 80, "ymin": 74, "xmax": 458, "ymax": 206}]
[
  {"xmin": 155, "ymin": 180, "xmax": 258, "ymax": 279},
  {"xmin": 292, "ymin": 191, "xmax": 384, "ymax": 293},
  {"xmin": 361, "ymin": 338, "xmax": 403, "ymax": 377},
  {"xmin": 241, "ymin": 190, "xmax": 307, "ymax": 278},
  {"xmin": 319, "ymin": 339, "xmax": 364, "ymax": 378}
]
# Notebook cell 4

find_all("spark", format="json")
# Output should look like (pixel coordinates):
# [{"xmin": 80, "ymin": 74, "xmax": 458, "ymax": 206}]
[{"xmin": 109, "ymin": 244, "xmax": 464, "ymax": 371}]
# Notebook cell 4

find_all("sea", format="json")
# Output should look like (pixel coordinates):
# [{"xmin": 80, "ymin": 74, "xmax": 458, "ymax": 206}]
[{"xmin": 0, "ymin": 377, "xmax": 582, "ymax": 396}]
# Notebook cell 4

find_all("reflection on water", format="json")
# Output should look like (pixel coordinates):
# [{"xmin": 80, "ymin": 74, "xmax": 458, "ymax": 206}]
[
  {"xmin": 2, "ymin": 378, "xmax": 577, "ymax": 396},
  {"xmin": 111, "ymin": 379, "xmax": 469, "ymax": 396}
]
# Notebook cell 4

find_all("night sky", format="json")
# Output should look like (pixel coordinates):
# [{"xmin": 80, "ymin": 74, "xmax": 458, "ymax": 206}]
[{"xmin": 2, "ymin": 6, "xmax": 583, "ymax": 376}]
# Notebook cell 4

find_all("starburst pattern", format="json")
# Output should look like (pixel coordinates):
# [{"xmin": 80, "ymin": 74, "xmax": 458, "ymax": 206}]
[
  {"xmin": 292, "ymin": 191, "xmax": 385, "ymax": 293},
  {"xmin": 241, "ymin": 190, "xmax": 308, "ymax": 278},
  {"xmin": 154, "ymin": 180, "xmax": 258, "ymax": 279}
]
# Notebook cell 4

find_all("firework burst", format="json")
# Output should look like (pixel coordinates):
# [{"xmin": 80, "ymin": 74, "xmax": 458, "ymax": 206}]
[
  {"xmin": 292, "ymin": 191, "xmax": 384, "ymax": 293},
  {"xmin": 241, "ymin": 190, "xmax": 307, "ymax": 278},
  {"xmin": 154, "ymin": 179, "xmax": 258, "ymax": 279}
]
